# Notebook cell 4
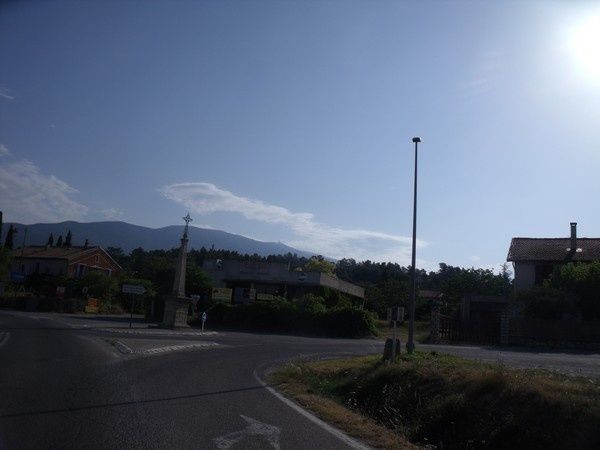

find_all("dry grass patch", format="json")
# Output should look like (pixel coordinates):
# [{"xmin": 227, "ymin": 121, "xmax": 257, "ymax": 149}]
[
  {"xmin": 271, "ymin": 364, "xmax": 416, "ymax": 450},
  {"xmin": 269, "ymin": 352, "xmax": 600, "ymax": 450}
]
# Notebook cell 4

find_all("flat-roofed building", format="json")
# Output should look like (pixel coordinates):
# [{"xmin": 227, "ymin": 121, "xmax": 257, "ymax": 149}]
[{"xmin": 202, "ymin": 259, "xmax": 364, "ymax": 304}]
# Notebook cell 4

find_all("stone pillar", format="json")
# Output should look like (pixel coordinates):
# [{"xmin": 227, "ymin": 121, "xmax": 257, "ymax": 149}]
[
  {"xmin": 162, "ymin": 297, "xmax": 190, "ymax": 328},
  {"xmin": 161, "ymin": 214, "xmax": 192, "ymax": 329},
  {"xmin": 172, "ymin": 234, "xmax": 188, "ymax": 297}
]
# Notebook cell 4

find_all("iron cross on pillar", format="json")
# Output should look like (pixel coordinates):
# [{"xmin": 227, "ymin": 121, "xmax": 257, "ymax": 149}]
[{"xmin": 182, "ymin": 212, "xmax": 193, "ymax": 238}]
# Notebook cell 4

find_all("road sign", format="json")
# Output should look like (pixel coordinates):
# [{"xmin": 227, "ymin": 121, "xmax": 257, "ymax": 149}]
[
  {"xmin": 122, "ymin": 284, "xmax": 146, "ymax": 295},
  {"xmin": 85, "ymin": 298, "xmax": 99, "ymax": 314},
  {"xmin": 212, "ymin": 287, "xmax": 232, "ymax": 302}
]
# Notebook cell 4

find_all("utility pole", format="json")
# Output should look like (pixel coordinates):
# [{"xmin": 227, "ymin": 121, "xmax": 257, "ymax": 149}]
[{"xmin": 407, "ymin": 137, "xmax": 421, "ymax": 354}]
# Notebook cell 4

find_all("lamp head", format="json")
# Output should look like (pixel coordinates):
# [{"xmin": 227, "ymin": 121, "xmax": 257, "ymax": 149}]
[{"xmin": 412, "ymin": 137, "xmax": 422, "ymax": 143}]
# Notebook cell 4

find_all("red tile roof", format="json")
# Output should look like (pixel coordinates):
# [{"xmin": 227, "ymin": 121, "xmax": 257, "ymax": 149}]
[
  {"xmin": 13, "ymin": 245, "xmax": 101, "ymax": 260},
  {"xmin": 507, "ymin": 238, "xmax": 600, "ymax": 262},
  {"xmin": 13, "ymin": 245, "xmax": 122, "ymax": 270}
]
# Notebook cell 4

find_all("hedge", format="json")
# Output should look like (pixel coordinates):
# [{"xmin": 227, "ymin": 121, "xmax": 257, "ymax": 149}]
[{"xmin": 198, "ymin": 302, "xmax": 377, "ymax": 338}]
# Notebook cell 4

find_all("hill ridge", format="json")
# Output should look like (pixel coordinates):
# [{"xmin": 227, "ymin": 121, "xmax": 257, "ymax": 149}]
[{"xmin": 1, "ymin": 220, "xmax": 314, "ymax": 257}]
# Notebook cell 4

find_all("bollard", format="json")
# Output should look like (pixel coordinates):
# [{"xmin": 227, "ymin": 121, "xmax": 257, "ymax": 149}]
[
  {"xmin": 382, "ymin": 338, "xmax": 394, "ymax": 363},
  {"xmin": 395, "ymin": 338, "xmax": 402, "ymax": 359}
]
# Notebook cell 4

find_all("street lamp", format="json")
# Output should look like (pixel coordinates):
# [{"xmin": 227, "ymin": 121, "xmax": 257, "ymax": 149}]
[{"xmin": 407, "ymin": 136, "xmax": 421, "ymax": 354}]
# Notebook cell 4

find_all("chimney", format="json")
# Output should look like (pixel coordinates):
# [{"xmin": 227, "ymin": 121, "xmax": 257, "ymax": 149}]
[{"xmin": 570, "ymin": 222, "xmax": 577, "ymax": 251}]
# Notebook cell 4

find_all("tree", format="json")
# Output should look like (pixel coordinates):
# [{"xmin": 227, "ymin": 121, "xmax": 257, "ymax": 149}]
[
  {"xmin": 0, "ymin": 248, "xmax": 11, "ymax": 282},
  {"xmin": 185, "ymin": 262, "xmax": 212, "ymax": 295},
  {"xmin": 305, "ymin": 255, "xmax": 336, "ymax": 275},
  {"xmin": 64, "ymin": 230, "xmax": 72, "ymax": 247},
  {"xmin": 56, "ymin": 235, "xmax": 63, "ymax": 247},
  {"xmin": 4, "ymin": 225, "xmax": 15, "ymax": 249},
  {"xmin": 47, "ymin": 233, "xmax": 54, "ymax": 247}
]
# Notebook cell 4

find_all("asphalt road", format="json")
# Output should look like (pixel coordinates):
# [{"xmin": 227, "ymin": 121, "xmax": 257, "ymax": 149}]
[{"xmin": 1, "ymin": 311, "xmax": 599, "ymax": 450}]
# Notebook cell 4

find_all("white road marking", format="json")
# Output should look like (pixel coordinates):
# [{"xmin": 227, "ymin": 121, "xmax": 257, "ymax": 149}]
[
  {"xmin": 212, "ymin": 415, "xmax": 281, "ymax": 449},
  {"xmin": 98, "ymin": 328, "xmax": 218, "ymax": 336},
  {"xmin": 142, "ymin": 342, "xmax": 219, "ymax": 354},
  {"xmin": 0, "ymin": 332, "xmax": 10, "ymax": 348},
  {"xmin": 111, "ymin": 340, "xmax": 219, "ymax": 355},
  {"xmin": 253, "ymin": 369, "xmax": 371, "ymax": 450},
  {"xmin": 113, "ymin": 340, "xmax": 134, "ymax": 354}
]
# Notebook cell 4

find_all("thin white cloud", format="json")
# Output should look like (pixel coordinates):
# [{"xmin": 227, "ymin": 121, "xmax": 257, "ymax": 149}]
[
  {"xmin": 0, "ymin": 144, "xmax": 9, "ymax": 156},
  {"xmin": 0, "ymin": 159, "xmax": 88, "ymax": 223},
  {"xmin": 100, "ymin": 208, "xmax": 124, "ymax": 220},
  {"xmin": 0, "ymin": 87, "xmax": 14, "ymax": 100},
  {"xmin": 458, "ymin": 51, "xmax": 503, "ymax": 97},
  {"xmin": 160, "ymin": 182, "xmax": 427, "ymax": 263}
]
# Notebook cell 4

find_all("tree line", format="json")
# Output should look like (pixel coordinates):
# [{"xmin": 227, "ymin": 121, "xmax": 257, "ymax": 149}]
[{"xmin": 106, "ymin": 247, "xmax": 513, "ymax": 317}]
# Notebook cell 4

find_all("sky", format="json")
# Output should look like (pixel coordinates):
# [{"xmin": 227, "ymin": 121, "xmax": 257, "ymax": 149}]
[{"xmin": 1, "ymin": 1, "xmax": 600, "ymax": 271}]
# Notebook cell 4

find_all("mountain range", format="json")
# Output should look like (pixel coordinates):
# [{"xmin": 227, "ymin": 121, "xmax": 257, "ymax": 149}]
[{"xmin": 2, "ymin": 221, "xmax": 315, "ymax": 257}]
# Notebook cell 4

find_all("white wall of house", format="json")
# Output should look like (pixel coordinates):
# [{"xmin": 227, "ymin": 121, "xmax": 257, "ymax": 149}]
[{"xmin": 513, "ymin": 262, "xmax": 536, "ymax": 291}]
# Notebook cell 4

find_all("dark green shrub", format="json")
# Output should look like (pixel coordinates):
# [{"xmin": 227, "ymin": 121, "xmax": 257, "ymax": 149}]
[
  {"xmin": 323, "ymin": 307, "xmax": 377, "ymax": 338},
  {"xmin": 200, "ymin": 302, "xmax": 375, "ymax": 338}
]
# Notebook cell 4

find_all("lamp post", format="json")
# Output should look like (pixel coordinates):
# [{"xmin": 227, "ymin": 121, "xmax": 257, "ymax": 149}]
[{"xmin": 407, "ymin": 136, "xmax": 421, "ymax": 354}]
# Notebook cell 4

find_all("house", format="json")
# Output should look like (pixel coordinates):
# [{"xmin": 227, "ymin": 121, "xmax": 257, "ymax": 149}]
[
  {"xmin": 12, "ymin": 245, "xmax": 122, "ymax": 278},
  {"xmin": 507, "ymin": 222, "xmax": 600, "ymax": 291},
  {"xmin": 202, "ymin": 259, "xmax": 365, "ymax": 303}
]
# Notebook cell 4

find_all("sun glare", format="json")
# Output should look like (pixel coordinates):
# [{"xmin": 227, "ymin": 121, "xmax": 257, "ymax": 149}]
[{"xmin": 568, "ymin": 13, "xmax": 600, "ymax": 82}]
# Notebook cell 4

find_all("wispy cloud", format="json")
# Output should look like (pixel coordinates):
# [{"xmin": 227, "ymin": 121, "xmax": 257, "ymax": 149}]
[
  {"xmin": 0, "ymin": 144, "xmax": 9, "ymax": 156},
  {"xmin": 100, "ymin": 208, "xmax": 124, "ymax": 220},
  {"xmin": 0, "ymin": 159, "xmax": 88, "ymax": 223},
  {"xmin": 0, "ymin": 86, "xmax": 14, "ymax": 100},
  {"xmin": 458, "ymin": 51, "xmax": 503, "ymax": 97},
  {"xmin": 159, "ymin": 182, "xmax": 427, "ymax": 262}
]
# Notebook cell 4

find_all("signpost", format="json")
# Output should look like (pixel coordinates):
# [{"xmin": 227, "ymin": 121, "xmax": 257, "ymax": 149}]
[{"xmin": 122, "ymin": 284, "xmax": 146, "ymax": 328}]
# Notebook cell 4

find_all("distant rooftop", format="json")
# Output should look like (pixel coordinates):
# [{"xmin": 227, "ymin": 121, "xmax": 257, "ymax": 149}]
[
  {"xmin": 507, "ymin": 238, "xmax": 600, "ymax": 262},
  {"xmin": 13, "ymin": 245, "xmax": 102, "ymax": 260}
]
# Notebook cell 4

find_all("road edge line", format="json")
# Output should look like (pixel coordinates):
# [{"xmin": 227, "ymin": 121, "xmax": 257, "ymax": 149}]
[
  {"xmin": 0, "ymin": 332, "xmax": 10, "ymax": 348},
  {"xmin": 252, "ymin": 369, "xmax": 371, "ymax": 450}
]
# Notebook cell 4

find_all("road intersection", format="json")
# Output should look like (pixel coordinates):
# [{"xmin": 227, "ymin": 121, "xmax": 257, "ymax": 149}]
[{"xmin": 1, "ymin": 311, "xmax": 599, "ymax": 449}]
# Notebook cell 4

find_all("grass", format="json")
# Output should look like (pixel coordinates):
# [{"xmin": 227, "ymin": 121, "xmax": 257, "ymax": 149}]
[{"xmin": 268, "ymin": 352, "xmax": 600, "ymax": 450}]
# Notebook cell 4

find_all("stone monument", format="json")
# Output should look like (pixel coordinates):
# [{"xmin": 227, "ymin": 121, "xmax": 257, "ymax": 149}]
[{"xmin": 161, "ymin": 213, "xmax": 193, "ymax": 328}]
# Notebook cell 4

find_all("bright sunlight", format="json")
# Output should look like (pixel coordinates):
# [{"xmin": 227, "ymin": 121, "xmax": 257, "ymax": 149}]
[{"xmin": 568, "ymin": 12, "xmax": 600, "ymax": 82}]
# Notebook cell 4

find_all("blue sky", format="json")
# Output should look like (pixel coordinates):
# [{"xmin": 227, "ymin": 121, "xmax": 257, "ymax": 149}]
[{"xmin": 1, "ymin": 1, "xmax": 600, "ymax": 270}]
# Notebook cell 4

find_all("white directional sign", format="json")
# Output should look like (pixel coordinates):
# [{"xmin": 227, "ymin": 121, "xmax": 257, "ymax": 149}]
[
  {"xmin": 213, "ymin": 415, "xmax": 280, "ymax": 449},
  {"xmin": 122, "ymin": 284, "xmax": 146, "ymax": 295}
]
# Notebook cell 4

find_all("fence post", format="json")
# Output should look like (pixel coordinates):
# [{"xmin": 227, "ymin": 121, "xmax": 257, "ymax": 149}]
[
  {"xmin": 429, "ymin": 301, "xmax": 441, "ymax": 343},
  {"xmin": 500, "ymin": 311, "xmax": 510, "ymax": 345}
]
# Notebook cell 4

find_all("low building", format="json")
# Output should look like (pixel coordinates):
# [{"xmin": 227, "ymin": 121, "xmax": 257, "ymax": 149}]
[
  {"xmin": 202, "ymin": 259, "xmax": 365, "ymax": 303},
  {"xmin": 507, "ymin": 222, "xmax": 600, "ymax": 291},
  {"xmin": 12, "ymin": 245, "xmax": 122, "ymax": 278}
]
